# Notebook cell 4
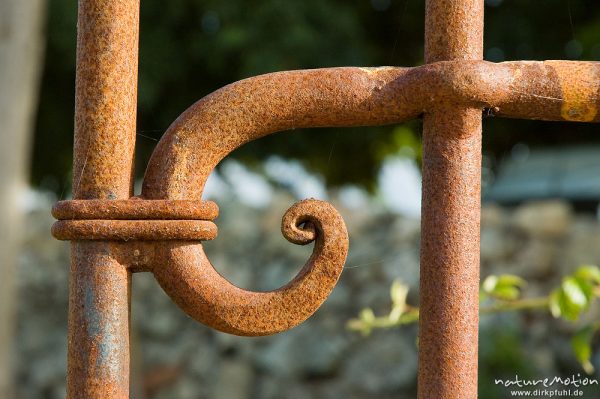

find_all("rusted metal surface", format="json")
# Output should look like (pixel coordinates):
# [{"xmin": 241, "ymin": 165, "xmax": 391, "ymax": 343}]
[
  {"xmin": 55, "ymin": 0, "xmax": 600, "ymax": 397},
  {"xmin": 52, "ymin": 219, "xmax": 218, "ymax": 241},
  {"xmin": 140, "ymin": 62, "xmax": 600, "ymax": 201},
  {"xmin": 151, "ymin": 199, "xmax": 348, "ymax": 336},
  {"xmin": 67, "ymin": 0, "xmax": 139, "ymax": 398},
  {"xmin": 419, "ymin": 1, "xmax": 483, "ymax": 399},
  {"xmin": 52, "ymin": 199, "xmax": 219, "ymax": 241},
  {"xmin": 52, "ymin": 199, "xmax": 218, "ymax": 220},
  {"xmin": 419, "ymin": 109, "xmax": 482, "ymax": 399},
  {"xmin": 68, "ymin": 243, "xmax": 131, "ymax": 399},
  {"xmin": 73, "ymin": 0, "xmax": 139, "ymax": 201}
]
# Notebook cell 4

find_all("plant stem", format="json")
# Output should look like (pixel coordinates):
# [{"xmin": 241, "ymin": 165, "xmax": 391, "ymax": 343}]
[
  {"xmin": 348, "ymin": 297, "xmax": 551, "ymax": 334},
  {"xmin": 481, "ymin": 297, "xmax": 550, "ymax": 314}
]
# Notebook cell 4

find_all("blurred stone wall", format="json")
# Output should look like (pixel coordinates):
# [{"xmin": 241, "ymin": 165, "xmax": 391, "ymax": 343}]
[{"xmin": 14, "ymin": 190, "xmax": 600, "ymax": 399}]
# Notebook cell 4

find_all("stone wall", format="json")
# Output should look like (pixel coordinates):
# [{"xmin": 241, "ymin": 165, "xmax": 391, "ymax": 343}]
[{"xmin": 14, "ymin": 191, "xmax": 600, "ymax": 398}]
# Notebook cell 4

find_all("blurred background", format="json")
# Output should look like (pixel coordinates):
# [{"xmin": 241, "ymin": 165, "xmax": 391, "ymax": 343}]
[{"xmin": 2, "ymin": 0, "xmax": 600, "ymax": 398}]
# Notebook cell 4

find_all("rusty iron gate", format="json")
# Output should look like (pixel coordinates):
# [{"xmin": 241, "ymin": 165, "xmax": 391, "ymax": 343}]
[{"xmin": 51, "ymin": 0, "xmax": 600, "ymax": 398}]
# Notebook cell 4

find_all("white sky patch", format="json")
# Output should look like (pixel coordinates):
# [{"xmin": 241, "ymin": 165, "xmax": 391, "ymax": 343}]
[
  {"xmin": 20, "ymin": 185, "xmax": 54, "ymax": 212},
  {"xmin": 199, "ymin": 156, "xmax": 421, "ymax": 216},
  {"xmin": 264, "ymin": 156, "xmax": 327, "ymax": 200},
  {"xmin": 220, "ymin": 160, "xmax": 273, "ymax": 208},
  {"xmin": 337, "ymin": 185, "xmax": 370, "ymax": 210},
  {"xmin": 378, "ymin": 157, "xmax": 422, "ymax": 218},
  {"xmin": 203, "ymin": 169, "xmax": 231, "ymax": 201}
]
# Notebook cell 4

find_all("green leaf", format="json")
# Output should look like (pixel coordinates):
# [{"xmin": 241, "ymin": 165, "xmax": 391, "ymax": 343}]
[
  {"xmin": 389, "ymin": 280, "xmax": 410, "ymax": 323},
  {"xmin": 359, "ymin": 308, "xmax": 375, "ymax": 324},
  {"xmin": 549, "ymin": 288, "xmax": 579, "ymax": 321},
  {"xmin": 575, "ymin": 265, "xmax": 600, "ymax": 285},
  {"xmin": 482, "ymin": 274, "xmax": 526, "ymax": 301},
  {"xmin": 490, "ymin": 285, "xmax": 521, "ymax": 301},
  {"xmin": 390, "ymin": 280, "xmax": 409, "ymax": 308},
  {"xmin": 571, "ymin": 325, "xmax": 598, "ymax": 374},
  {"xmin": 482, "ymin": 275, "xmax": 499, "ymax": 294},
  {"xmin": 550, "ymin": 277, "xmax": 592, "ymax": 321},
  {"xmin": 388, "ymin": 307, "xmax": 401, "ymax": 323},
  {"xmin": 574, "ymin": 276, "xmax": 594, "ymax": 304},
  {"xmin": 549, "ymin": 288, "xmax": 563, "ymax": 318},
  {"xmin": 497, "ymin": 275, "xmax": 527, "ymax": 288},
  {"xmin": 562, "ymin": 277, "xmax": 589, "ymax": 309}
]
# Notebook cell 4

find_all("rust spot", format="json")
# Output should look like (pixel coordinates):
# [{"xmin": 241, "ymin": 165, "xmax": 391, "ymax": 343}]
[{"xmin": 546, "ymin": 61, "xmax": 599, "ymax": 122}]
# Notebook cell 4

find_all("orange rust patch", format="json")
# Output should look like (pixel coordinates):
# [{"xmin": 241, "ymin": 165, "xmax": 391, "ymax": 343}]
[{"xmin": 546, "ymin": 60, "xmax": 599, "ymax": 122}]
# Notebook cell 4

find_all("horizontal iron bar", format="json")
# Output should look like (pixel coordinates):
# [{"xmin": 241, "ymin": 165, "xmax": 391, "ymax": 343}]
[{"xmin": 142, "ymin": 59, "xmax": 600, "ymax": 201}]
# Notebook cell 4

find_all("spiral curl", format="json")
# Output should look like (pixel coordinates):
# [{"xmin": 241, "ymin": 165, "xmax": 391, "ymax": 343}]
[{"xmin": 151, "ymin": 199, "xmax": 348, "ymax": 336}]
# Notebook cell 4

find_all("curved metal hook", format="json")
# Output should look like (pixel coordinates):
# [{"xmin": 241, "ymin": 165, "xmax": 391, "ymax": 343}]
[{"xmin": 141, "ymin": 68, "xmax": 395, "ymax": 335}]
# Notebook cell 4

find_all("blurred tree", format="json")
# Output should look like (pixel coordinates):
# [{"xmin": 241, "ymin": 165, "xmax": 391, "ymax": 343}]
[
  {"xmin": 34, "ymin": 0, "xmax": 600, "ymax": 193},
  {"xmin": 0, "ymin": 1, "xmax": 46, "ymax": 398}
]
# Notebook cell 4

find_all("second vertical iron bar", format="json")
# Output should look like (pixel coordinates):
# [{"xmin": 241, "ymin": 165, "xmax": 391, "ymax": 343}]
[{"xmin": 418, "ymin": 1, "xmax": 484, "ymax": 398}]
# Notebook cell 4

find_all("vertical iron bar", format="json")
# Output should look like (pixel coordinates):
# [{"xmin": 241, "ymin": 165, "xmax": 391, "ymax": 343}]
[
  {"xmin": 67, "ymin": 1, "xmax": 139, "ymax": 398},
  {"xmin": 419, "ymin": 1, "xmax": 484, "ymax": 398}
]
